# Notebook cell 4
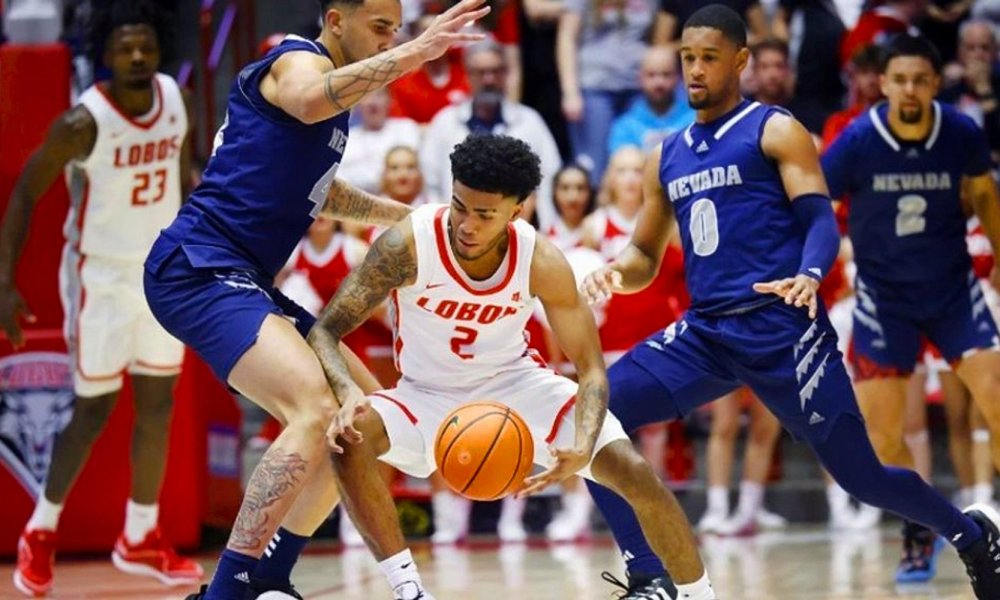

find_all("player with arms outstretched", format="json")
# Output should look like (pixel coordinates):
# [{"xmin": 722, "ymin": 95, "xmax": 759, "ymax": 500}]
[
  {"xmin": 579, "ymin": 5, "xmax": 1000, "ymax": 599},
  {"xmin": 141, "ymin": 0, "xmax": 491, "ymax": 598},
  {"xmin": 309, "ymin": 134, "xmax": 720, "ymax": 600}
]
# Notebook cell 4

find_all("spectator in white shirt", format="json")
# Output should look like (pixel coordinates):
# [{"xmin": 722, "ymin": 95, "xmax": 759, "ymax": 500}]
[
  {"xmin": 420, "ymin": 39, "xmax": 562, "ymax": 229},
  {"xmin": 337, "ymin": 87, "xmax": 421, "ymax": 194}
]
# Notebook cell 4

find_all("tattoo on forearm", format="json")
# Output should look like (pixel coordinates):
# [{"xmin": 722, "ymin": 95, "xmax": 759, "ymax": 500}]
[
  {"xmin": 230, "ymin": 448, "xmax": 308, "ymax": 551},
  {"xmin": 323, "ymin": 55, "xmax": 402, "ymax": 112},
  {"xmin": 575, "ymin": 380, "xmax": 608, "ymax": 446},
  {"xmin": 324, "ymin": 180, "xmax": 412, "ymax": 226},
  {"xmin": 310, "ymin": 227, "xmax": 416, "ymax": 390}
]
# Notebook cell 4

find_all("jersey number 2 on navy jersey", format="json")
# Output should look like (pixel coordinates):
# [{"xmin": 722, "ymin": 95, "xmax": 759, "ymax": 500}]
[
  {"xmin": 895, "ymin": 194, "xmax": 928, "ymax": 237},
  {"xmin": 690, "ymin": 198, "xmax": 720, "ymax": 256}
]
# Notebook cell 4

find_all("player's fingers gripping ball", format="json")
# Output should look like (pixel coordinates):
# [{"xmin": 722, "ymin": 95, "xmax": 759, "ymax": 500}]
[{"xmin": 435, "ymin": 401, "xmax": 534, "ymax": 501}]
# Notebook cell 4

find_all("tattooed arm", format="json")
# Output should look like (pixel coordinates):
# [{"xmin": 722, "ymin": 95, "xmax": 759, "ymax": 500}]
[
  {"xmin": 260, "ymin": 0, "xmax": 489, "ymax": 124},
  {"xmin": 520, "ymin": 236, "xmax": 609, "ymax": 496},
  {"xmin": 323, "ymin": 178, "xmax": 413, "ymax": 226},
  {"xmin": 307, "ymin": 219, "xmax": 418, "ymax": 450}
]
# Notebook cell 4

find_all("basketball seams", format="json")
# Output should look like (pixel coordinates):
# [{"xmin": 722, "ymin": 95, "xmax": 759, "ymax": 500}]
[
  {"xmin": 460, "ymin": 407, "xmax": 511, "ymax": 496},
  {"xmin": 496, "ymin": 409, "xmax": 527, "ymax": 500},
  {"xmin": 437, "ymin": 409, "xmax": 508, "ymax": 488}
]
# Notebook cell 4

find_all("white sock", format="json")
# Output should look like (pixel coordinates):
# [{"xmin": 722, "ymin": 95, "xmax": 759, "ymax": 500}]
[
  {"xmin": 675, "ymin": 570, "xmax": 716, "ymax": 600},
  {"xmin": 432, "ymin": 492, "xmax": 454, "ymax": 531},
  {"xmin": 706, "ymin": 486, "xmax": 728, "ymax": 515},
  {"xmin": 567, "ymin": 490, "xmax": 592, "ymax": 518},
  {"xmin": 500, "ymin": 495, "xmax": 526, "ymax": 525},
  {"xmin": 826, "ymin": 483, "xmax": 850, "ymax": 511},
  {"xmin": 124, "ymin": 499, "xmax": 158, "ymax": 544},
  {"xmin": 974, "ymin": 482, "xmax": 994, "ymax": 505},
  {"xmin": 27, "ymin": 496, "xmax": 63, "ymax": 532},
  {"xmin": 735, "ymin": 481, "xmax": 763, "ymax": 518},
  {"xmin": 378, "ymin": 549, "xmax": 422, "ymax": 595}
]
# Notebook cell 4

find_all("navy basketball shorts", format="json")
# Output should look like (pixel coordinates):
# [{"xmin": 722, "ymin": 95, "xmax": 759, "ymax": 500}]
[
  {"xmin": 851, "ymin": 273, "xmax": 1000, "ymax": 378},
  {"xmin": 143, "ymin": 243, "xmax": 316, "ymax": 382},
  {"xmin": 608, "ymin": 300, "xmax": 861, "ymax": 444}
]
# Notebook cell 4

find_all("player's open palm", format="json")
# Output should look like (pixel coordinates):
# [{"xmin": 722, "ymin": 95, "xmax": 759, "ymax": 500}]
[
  {"xmin": 0, "ymin": 286, "xmax": 34, "ymax": 348},
  {"xmin": 519, "ymin": 446, "xmax": 590, "ymax": 496},
  {"xmin": 413, "ymin": 0, "xmax": 492, "ymax": 63},
  {"xmin": 327, "ymin": 386, "xmax": 371, "ymax": 453},
  {"xmin": 753, "ymin": 274, "xmax": 820, "ymax": 319},
  {"xmin": 581, "ymin": 266, "xmax": 622, "ymax": 305}
]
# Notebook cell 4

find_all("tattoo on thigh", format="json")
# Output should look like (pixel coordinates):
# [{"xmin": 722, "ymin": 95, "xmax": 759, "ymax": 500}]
[{"xmin": 230, "ymin": 447, "xmax": 308, "ymax": 551}]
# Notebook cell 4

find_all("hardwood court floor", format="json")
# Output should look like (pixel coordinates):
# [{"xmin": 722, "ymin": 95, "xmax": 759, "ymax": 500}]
[{"xmin": 0, "ymin": 527, "xmax": 979, "ymax": 599}]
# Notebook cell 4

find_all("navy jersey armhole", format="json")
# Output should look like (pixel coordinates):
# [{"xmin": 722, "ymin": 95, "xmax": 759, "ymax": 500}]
[{"xmin": 757, "ymin": 106, "xmax": 792, "ymax": 174}]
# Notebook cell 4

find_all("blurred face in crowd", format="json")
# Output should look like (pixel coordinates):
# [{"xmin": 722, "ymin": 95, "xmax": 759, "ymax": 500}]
[
  {"xmin": 851, "ymin": 65, "xmax": 882, "ymax": 106},
  {"xmin": 554, "ymin": 167, "xmax": 591, "ymax": 227},
  {"xmin": 959, "ymin": 22, "xmax": 998, "ymax": 66},
  {"xmin": 381, "ymin": 147, "xmax": 422, "ymax": 201},
  {"xmin": 752, "ymin": 47, "xmax": 791, "ymax": 103},
  {"xmin": 326, "ymin": 0, "xmax": 401, "ymax": 64},
  {"xmin": 881, "ymin": 55, "xmax": 940, "ymax": 125},
  {"xmin": 105, "ymin": 24, "xmax": 160, "ymax": 89},
  {"xmin": 466, "ymin": 48, "xmax": 507, "ymax": 95},
  {"xmin": 679, "ymin": 27, "xmax": 749, "ymax": 112},
  {"xmin": 358, "ymin": 88, "xmax": 390, "ymax": 130},
  {"xmin": 307, "ymin": 214, "xmax": 336, "ymax": 242},
  {"xmin": 640, "ymin": 48, "xmax": 679, "ymax": 112},
  {"xmin": 605, "ymin": 147, "xmax": 644, "ymax": 213}
]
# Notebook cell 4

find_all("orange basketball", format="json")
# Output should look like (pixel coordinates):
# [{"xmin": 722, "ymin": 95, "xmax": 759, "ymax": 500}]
[{"xmin": 434, "ymin": 401, "xmax": 535, "ymax": 501}]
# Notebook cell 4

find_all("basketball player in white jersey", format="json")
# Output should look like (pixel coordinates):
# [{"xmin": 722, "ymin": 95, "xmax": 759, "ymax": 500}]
[
  {"xmin": 309, "ymin": 134, "xmax": 717, "ymax": 598},
  {"xmin": 0, "ymin": 4, "xmax": 201, "ymax": 595}
]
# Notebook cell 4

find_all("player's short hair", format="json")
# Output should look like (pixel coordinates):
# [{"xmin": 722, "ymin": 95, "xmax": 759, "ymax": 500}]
[
  {"xmin": 450, "ymin": 135, "xmax": 542, "ymax": 203},
  {"xmin": 317, "ymin": 0, "xmax": 367, "ymax": 11},
  {"xmin": 851, "ymin": 44, "xmax": 882, "ymax": 72},
  {"xmin": 750, "ymin": 38, "xmax": 789, "ymax": 61},
  {"xmin": 880, "ymin": 34, "xmax": 943, "ymax": 74},
  {"xmin": 90, "ymin": 0, "xmax": 169, "ymax": 55},
  {"xmin": 683, "ymin": 4, "xmax": 748, "ymax": 49}
]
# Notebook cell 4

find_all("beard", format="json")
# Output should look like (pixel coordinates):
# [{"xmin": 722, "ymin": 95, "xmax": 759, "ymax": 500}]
[
  {"xmin": 899, "ymin": 105, "xmax": 923, "ymax": 124},
  {"xmin": 688, "ymin": 93, "xmax": 712, "ymax": 109}
]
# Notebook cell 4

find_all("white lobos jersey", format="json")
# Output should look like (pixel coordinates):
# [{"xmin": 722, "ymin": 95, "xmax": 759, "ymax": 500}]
[
  {"xmin": 64, "ymin": 73, "xmax": 187, "ymax": 261},
  {"xmin": 393, "ymin": 204, "xmax": 537, "ymax": 388}
]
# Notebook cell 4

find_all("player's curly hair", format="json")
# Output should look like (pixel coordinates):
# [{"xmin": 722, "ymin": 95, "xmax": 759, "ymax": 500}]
[
  {"xmin": 89, "ymin": 0, "xmax": 171, "ymax": 58},
  {"xmin": 450, "ymin": 135, "xmax": 542, "ymax": 203}
]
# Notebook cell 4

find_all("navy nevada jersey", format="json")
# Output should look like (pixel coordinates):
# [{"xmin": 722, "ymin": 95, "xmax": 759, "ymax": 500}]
[
  {"xmin": 660, "ymin": 99, "xmax": 805, "ymax": 315},
  {"xmin": 822, "ymin": 101, "xmax": 991, "ymax": 305},
  {"xmin": 157, "ymin": 35, "xmax": 350, "ymax": 277}
]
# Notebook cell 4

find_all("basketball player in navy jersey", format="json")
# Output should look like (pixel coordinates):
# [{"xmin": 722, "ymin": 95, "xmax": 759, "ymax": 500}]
[
  {"xmin": 142, "ymin": 0, "xmax": 491, "ymax": 598},
  {"xmin": 579, "ymin": 6, "xmax": 1000, "ymax": 600},
  {"xmin": 823, "ymin": 34, "xmax": 1000, "ymax": 584}
]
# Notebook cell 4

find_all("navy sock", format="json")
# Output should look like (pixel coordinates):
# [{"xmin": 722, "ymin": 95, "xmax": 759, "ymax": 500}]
[
  {"xmin": 254, "ymin": 527, "xmax": 310, "ymax": 584},
  {"xmin": 205, "ymin": 549, "xmax": 258, "ymax": 600},
  {"xmin": 812, "ymin": 415, "xmax": 982, "ymax": 551},
  {"xmin": 586, "ymin": 479, "xmax": 666, "ymax": 578}
]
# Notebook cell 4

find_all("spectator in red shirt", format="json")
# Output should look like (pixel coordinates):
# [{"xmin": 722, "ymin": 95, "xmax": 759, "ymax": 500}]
[
  {"xmin": 822, "ymin": 44, "xmax": 884, "ymax": 149},
  {"xmin": 840, "ymin": 0, "xmax": 926, "ymax": 66},
  {"xmin": 388, "ymin": 14, "xmax": 471, "ymax": 124}
]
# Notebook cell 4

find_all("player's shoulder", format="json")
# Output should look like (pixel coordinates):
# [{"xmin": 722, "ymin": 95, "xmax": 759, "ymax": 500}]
[{"xmin": 936, "ymin": 100, "xmax": 980, "ymax": 133}]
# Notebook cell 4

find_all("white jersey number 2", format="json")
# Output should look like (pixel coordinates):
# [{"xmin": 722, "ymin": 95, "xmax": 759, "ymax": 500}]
[
  {"xmin": 689, "ymin": 198, "xmax": 720, "ymax": 256},
  {"xmin": 895, "ymin": 194, "xmax": 928, "ymax": 237}
]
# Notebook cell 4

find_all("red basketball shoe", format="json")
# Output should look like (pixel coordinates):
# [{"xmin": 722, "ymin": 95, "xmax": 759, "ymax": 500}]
[{"xmin": 111, "ymin": 527, "xmax": 204, "ymax": 586}]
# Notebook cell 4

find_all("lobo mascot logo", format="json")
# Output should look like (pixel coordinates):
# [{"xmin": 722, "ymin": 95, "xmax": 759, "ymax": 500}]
[{"xmin": 0, "ymin": 353, "xmax": 74, "ymax": 499}]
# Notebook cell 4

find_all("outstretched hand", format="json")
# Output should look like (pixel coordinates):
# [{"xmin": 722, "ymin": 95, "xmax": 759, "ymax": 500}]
[
  {"xmin": 414, "ymin": 0, "xmax": 492, "ymax": 63},
  {"xmin": 517, "ymin": 446, "xmax": 591, "ymax": 497},
  {"xmin": 753, "ymin": 274, "xmax": 821, "ymax": 319}
]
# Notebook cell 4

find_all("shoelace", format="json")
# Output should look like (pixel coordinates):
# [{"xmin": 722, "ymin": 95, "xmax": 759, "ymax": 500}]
[{"xmin": 600, "ymin": 572, "xmax": 670, "ymax": 600}]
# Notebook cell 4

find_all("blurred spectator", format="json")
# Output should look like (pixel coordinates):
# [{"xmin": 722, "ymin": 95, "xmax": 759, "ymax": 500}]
[
  {"xmin": 840, "ymin": 0, "xmax": 926, "ymax": 66},
  {"xmin": 653, "ymin": 0, "xmax": 769, "ymax": 46},
  {"xmin": 546, "ymin": 164, "xmax": 595, "ymax": 251},
  {"xmin": 772, "ymin": 0, "xmax": 847, "ymax": 133},
  {"xmin": 462, "ymin": 0, "xmax": 524, "ymax": 100},
  {"xmin": 388, "ymin": 14, "xmax": 471, "ymax": 124},
  {"xmin": 821, "ymin": 44, "xmax": 883, "ymax": 149},
  {"xmin": 923, "ymin": 0, "xmax": 975, "ymax": 63},
  {"xmin": 750, "ymin": 39, "xmax": 794, "ymax": 107},
  {"xmin": 421, "ymin": 40, "xmax": 561, "ymax": 228},
  {"xmin": 557, "ymin": 0, "xmax": 657, "ymax": 184},
  {"xmin": 940, "ymin": 19, "xmax": 1000, "ymax": 161},
  {"xmin": 608, "ymin": 46, "xmax": 695, "ymax": 154},
  {"xmin": 520, "ymin": 0, "xmax": 573, "ymax": 158},
  {"xmin": 338, "ymin": 88, "xmax": 420, "ymax": 194}
]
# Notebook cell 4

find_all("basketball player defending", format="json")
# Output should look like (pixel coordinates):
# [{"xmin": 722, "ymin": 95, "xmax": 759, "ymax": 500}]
[
  {"xmin": 0, "ymin": 4, "xmax": 202, "ymax": 596},
  {"xmin": 578, "ymin": 6, "xmax": 1000, "ymax": 600},
  {"xmin": 823, "ymin": 34, "xmax": 1000, "ymax": 584},
  {"xmin": 142, "ymin": 0, "xmax": 490, "ymax": 598},
  {"xmin": 309, "ymin": 133, "xmax": 717, "ymax": 600}
]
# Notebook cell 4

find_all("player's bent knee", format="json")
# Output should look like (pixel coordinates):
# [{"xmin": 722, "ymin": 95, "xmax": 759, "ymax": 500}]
[
  {"xmin": 590, "ymin": 439, "xmax": 659, "ymax": 497},
  {"xmin": 70, "ymin": 393, "xmax": 119, "ymax": 436}
]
